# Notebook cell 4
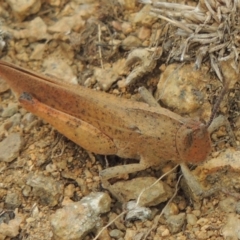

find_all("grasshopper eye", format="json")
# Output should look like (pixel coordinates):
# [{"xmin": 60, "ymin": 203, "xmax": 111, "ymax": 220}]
[{"xmin": 176, "ymin": 122, "xmax": 211, "ymax": 164}]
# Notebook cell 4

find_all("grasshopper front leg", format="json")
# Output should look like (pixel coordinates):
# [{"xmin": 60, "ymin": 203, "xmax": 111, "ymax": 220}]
[{"xmin": 100, "ymin": 161, "xmax": 152, "ymax": 202}]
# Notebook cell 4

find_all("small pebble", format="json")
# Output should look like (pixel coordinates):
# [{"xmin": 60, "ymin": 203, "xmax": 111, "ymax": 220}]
[
  {"xmin": 45, "ymin": 163, "xmax": 57, "ymax": 173},
  {"xmin": 22, "ymin": 185, "xmax": 32, "ymax": 197},
  {"xmin": 187, "ymin": 213, "xmax": 198, "ymax": 225},
  {"xmin": 218, "ymin": 197, "xmax": 237, "ymax": 213},
  {"xmin": 5, "ymin": 191, "xmax": 21, "ymax": 209},
  {"xmin": 86, "ymin": 178, "xmax": 93, "ymax": 183},
  {"xmin": 93, "ymin": 176, "xmax": 100, "ymax": 182},
  {"xmin": 26, "ymin": 173, "xmax": 64, "ymax": 206},
  {"xmin": 133, "ymin": 5, "xmax": 158, "ymax": 26},
  {"xmin": 84, "ymin": 169, "xmax": 93, "ymax": 178},
  {"xmin": 9, "ymin": 113, "xmax": 21, "ymax": 126},
  {"xmin": 6, "ymin": 0, "xmax": 41, "ymax": 20},
  {"xmin": 1, "ymin": 103, "xmax": 18, "ymax": 118},
  {"xmin": 163, "ymin": 202, "xmax": 179, "ymax": 217},
  {"xmin": 222, "ymin": 213, "xmax": 240, "ymax": 239},
  {"xmin": 121, "ymin": 35, "xmax": 142, "ymax": 51},
  {"xmin": 124, "ymin": 229, "xmax": 138, "ymax": 240},
  {"xmin": 0, "ymin": 133, "xmax": 23, "ymax": 163},
  {"xmin": 162, "ymin": 228, "xmax": 170, "ymax": 237},
  {"xmin": 195, "ymin": 231, "xmax": 208, "ymax": 239},
  {"xmin": 21, "ymin": 112, "xmax": 36, "ymax": 126},
  {"xmin": 109, "ymin": 229, "xmax": 124, "ymax": 238},
  {"xmin": 197, "ymin": 218, "xmax": 209, "ymax": 226},
  {"xmin": 166, "ymin": 213, "xmax": 186, "ymax": 233},
  {"xmin": 178, "ymin": 199, "xmax": 187, "ymax": 210},
  {"xmin": 64, "ymin": 184, "xmax": 75, "ymax": 198},
  {"xmin": 50, "ymin": 202, "xmax": 99, "ymax": 239},
  {"xmin": 121, "ymin": 22, "xmax": 132, "ymax": 34},
  {"xmin": 137, "ymin": 26, "xmax": 151, "ymax": 40},
  {"xmin": 157, "ymin": 225, "xmax": 169, "ymax": 236},
  {"xmin": 125, "ymin": 201, "xmax": 152, "ymax": 221},
  {"xmin": 192, "ymin": 209, "xmax": 201, "ymax": 217}
]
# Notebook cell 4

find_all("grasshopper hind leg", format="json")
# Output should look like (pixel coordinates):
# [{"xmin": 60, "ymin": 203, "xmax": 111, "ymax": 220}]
[{"xmin": 19, "ymin": 92, "xmax": 118, "ymax": 155}]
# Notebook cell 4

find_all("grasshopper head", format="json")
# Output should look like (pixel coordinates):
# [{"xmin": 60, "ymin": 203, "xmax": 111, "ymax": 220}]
[{"xmin": 176, "ymin": 120, "xmax": 211, "ymax": 164}]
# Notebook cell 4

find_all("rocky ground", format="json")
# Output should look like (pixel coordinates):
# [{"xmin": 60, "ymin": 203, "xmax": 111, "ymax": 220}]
[{"xmin": 0, "ymin": 0, "xmax": 240, "ymax": 239}]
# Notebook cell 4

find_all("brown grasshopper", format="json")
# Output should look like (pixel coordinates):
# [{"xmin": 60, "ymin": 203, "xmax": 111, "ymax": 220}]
[{"xmin": 0, "ymin": 60, "xmax": 213, "ymax": 200}]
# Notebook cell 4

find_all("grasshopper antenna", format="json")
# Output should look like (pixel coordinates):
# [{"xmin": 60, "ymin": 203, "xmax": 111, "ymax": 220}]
[{"xmin": 206, "ymin": 81, "xmax": 229, "ymax": 128}]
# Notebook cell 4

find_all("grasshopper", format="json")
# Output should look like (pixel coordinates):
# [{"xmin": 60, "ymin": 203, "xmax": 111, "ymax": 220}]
[{"xmin": 0, "ymin": 60, "xmax": 213, "ymax": 201}]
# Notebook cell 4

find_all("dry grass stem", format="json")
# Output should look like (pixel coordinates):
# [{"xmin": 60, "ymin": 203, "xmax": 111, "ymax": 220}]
[
  {"xmin": 136, "ymin": 164, "xmax": 179, "ymax": 205},
  {"xmin": 98, "ymin": 24, "xmax": 103, "ymax": 69},
  {"xmin": 142, "ymin": 171, "xmax": 183, "ymax": 240},
  {"xmin": 144, "ymin": 0, "xmax": 240, "ymax": 80}
]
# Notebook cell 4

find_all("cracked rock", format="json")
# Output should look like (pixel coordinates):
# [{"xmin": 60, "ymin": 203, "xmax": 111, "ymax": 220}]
[
  {"xmin": 26, "ymin": 173, "xmax": 64, "ymax": 207},
  {"xmin": 50, "ymin": 192, "xmax": 111, "ymax": 240}
]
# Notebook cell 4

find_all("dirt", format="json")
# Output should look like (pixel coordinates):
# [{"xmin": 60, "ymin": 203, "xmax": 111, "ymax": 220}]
[{"xmin": 0, "ymin": 0, "xmax": 240, "ymax": 239}]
